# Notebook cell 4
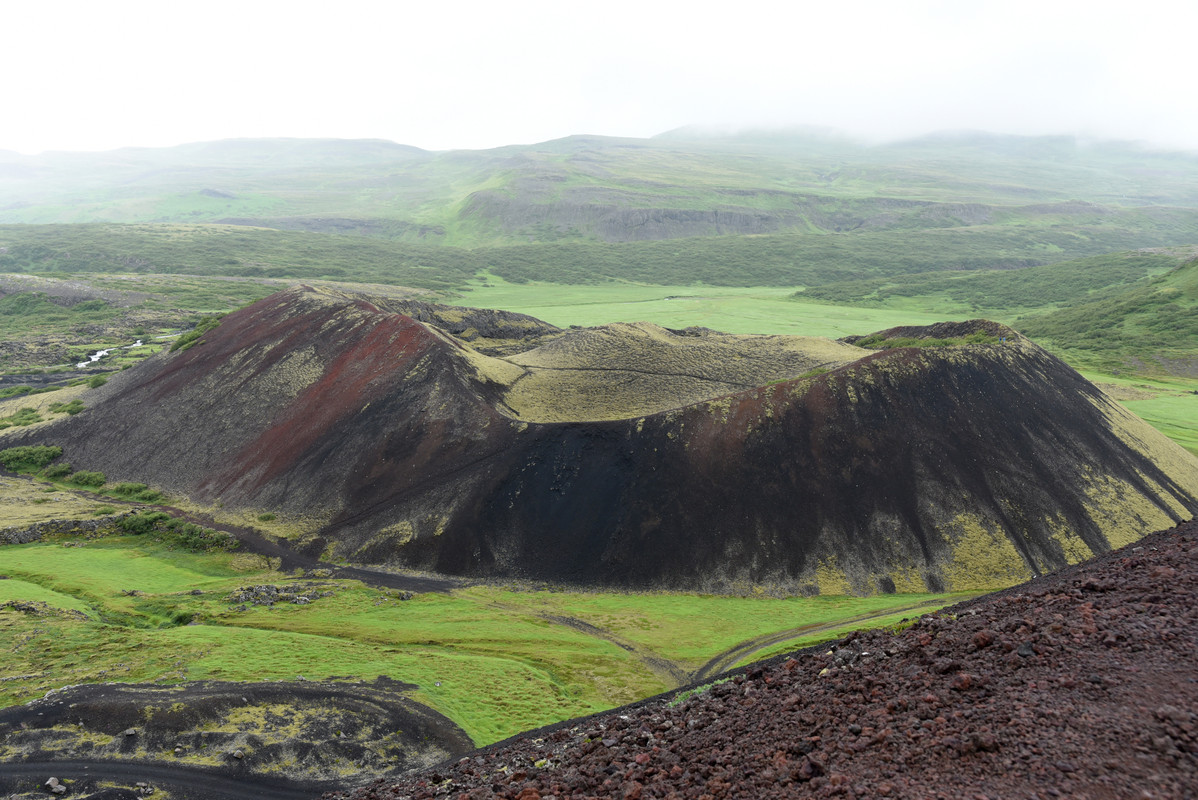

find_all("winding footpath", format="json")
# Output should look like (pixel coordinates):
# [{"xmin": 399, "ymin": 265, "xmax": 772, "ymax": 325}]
[{"xmin": 0, "ymin": 759, "xmax": 326, "ymax": 800}]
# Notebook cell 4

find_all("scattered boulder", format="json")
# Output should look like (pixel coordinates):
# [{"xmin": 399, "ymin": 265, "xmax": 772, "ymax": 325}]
[
  {"xmin": 224, "ymin": 583, "xmax": 331, "ymax": 608},
  {"xmin": 1, "ymin": 515, "xmax": 120, "ymax": 545}
]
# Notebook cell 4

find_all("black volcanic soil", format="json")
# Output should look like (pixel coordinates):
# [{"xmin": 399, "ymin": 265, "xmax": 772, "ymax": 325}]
[
  {"xmin": 328, "ymin": 519, "xmax": 1198, "ymax": 800},
  {"xmin": 0, "ymin": 679, "xmax": 472, "ymax": 798}
]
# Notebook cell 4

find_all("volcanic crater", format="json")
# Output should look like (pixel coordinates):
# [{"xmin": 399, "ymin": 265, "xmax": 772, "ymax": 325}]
[{"xmin": 14, "ymin": 286, "xmax": 1198, "ymax": 594}]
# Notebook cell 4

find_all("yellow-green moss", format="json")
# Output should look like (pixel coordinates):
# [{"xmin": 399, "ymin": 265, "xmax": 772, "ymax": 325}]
[
  {"xmin": 1087, "ymin": 393, "xmax": 1198, "ymax": 511},
  {"xmin": 1047, "ymin": 515, "xmax": 1096, "ymax": 563},
  {"xmin": 0, "ymin": 384, "xmax": 90, "ymax": 440},
  {"xmin": 939, "ymin": 514, "xmax": 1034, "ymax": 591},
  {"xmin": 887, "ymin": 565, "xmax": 928, "ymax": 594},
  {"xmin": 1083, "ymin": 474, "xmax": 1180, "ymax": 550},
  {"xmin": 498, "ymin": 322, "xmax": 863, "ymax": 423},
  {"xmin": 0, "ymin": 474, "xmax": 114, "ymax": 527},
  {"xmin": 380, "ymin": 521, "xmax": 416, "ymax": 546},
  {"xmin": 812, "ymin": 557, "xmax": 851, "ymax": 596}
]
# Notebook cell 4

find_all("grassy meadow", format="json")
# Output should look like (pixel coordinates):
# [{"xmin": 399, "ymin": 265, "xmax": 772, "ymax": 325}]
[
  {"xmin": 1081, "ymin": 371, "xmax": 1198, "ymax": 457},
  {"xmin": 0, "ymin": 514, "xmax": 965, "ymax": 745},
  {"xmin": 455, "ymin": 279, "xmax": 949, "ymax": 337}
]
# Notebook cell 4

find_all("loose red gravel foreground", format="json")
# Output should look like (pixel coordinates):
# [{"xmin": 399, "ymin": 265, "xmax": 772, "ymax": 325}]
[{"xmin": 326, "ymin": 518, "xmax": 1198, "ymax": 800}]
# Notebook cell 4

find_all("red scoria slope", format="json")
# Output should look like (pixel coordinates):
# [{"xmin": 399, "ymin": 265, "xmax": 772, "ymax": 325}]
[{"xmin": 327, "ymin": 519, "xmax": 1198, "ymax": 800}]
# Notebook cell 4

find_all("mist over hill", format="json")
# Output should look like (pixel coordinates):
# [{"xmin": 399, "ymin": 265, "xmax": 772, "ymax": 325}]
[{"xmin": 2, "ymin": 132, "xmax": 1197, "ymax": 249}]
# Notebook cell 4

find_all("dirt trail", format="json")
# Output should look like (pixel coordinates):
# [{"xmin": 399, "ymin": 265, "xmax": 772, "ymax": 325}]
[
  {"xmin": 539, "ymin": 613, "xmax": 690, "ymax": 686},
  {"xmin": 477, "ymin": 595, "xmax": 690, "ymax": 688},
  {"xmin": 486, "ymin": 599, "xmax": 966, "ymax": 692},
  {"xmin": 690, "ymin": 597, "xmax": 965, "ymax": 683},
  {"xmin": 0, "ymin": 759, "xmax": 323, "ymax": 800}
]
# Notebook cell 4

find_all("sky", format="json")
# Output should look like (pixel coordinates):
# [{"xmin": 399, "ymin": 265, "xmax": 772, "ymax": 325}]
[{"xmin": 3, "ymin": 0, "xmax": 1197, "ymax": 155}]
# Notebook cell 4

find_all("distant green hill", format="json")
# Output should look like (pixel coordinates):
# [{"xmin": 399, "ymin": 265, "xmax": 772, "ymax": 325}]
[
  {"xmin": 791, "ymin": 248, "xmax": 1198, "ymax": 374},
  {"xmin": 0, "ymin": 224, "xmax": 479, "ymax": 290},
  {"xmin": 797, "ymin": 250, "xmax": 1188, "ymax": 313},
  {"xmin": 1018, "ymin": 256, "xmax": 1198, "ymax": 373},
  {"xmin": 4, "ymin": 221, "xmax": 1197, "ymax": 293},
  {"xmin": 3, "ymin": 132, "xmax": 1198, "ymax": 248}
]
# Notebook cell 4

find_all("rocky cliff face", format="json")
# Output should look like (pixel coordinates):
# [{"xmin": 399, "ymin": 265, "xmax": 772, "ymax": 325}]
[{"xmin": 19, "ymin": 288, "xmax": 1198, "ymax": 593}]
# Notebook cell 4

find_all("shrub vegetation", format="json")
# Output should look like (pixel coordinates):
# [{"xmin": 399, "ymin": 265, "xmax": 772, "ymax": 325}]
[
  {"xmin": 109, "ymin": 482, "xmax": 164, "ymax": 503},
  {"xmin": 115, "ymin": 510, "xmax": 237, "ymax": 551},
  {"xmin": 170, "ymin": 315, "xmax": 224, "ymax": 352},
  {"xmin": 0, "ymin": 445, "xmax": 63, "ymax": 472},
  {"xmin": 67, "ymin": 470, "xmax": 106, "ymax": 488}
]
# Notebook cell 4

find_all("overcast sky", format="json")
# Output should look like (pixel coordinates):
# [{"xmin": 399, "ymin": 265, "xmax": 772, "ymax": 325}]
[{"xmin": 4, "ymin": 0, "xmax": 1196, "ymax": 155}]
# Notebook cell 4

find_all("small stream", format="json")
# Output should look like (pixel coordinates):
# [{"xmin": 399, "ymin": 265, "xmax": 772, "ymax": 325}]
[{"xmin": 74, "ymin": 339, "xmax": 143, "ymax": 369}]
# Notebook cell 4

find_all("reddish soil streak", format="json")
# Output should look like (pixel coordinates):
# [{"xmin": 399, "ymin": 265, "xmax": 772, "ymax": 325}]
[{"xmin": 221, "ymin": 311, "xmax": 439, "ymax": 494}]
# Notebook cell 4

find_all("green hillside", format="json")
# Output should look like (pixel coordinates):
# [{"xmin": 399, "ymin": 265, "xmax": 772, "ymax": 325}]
[
  {"xmin": 4, "ymin": 219, "xmax": 1197, "ymax": 293},
  {"xmin": 3, "ymin": 132, "xmax": 1198, "ymax": 248},
  {"xmin": 1019, "ymin": 257, "xmax": 1198, "ymax": 372},
  {"xmin": 797, "ymin": 250, "xmax": 1189, "ymax": 314},
  {"xmin": 0, "ymin": 224, "xmax": 478, "ymax": 289}
]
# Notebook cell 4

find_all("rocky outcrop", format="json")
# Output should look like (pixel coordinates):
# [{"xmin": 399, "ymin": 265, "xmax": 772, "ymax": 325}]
[{"xmin": 0, "ymin": 515, "xmax": 121, "ymax": 545}]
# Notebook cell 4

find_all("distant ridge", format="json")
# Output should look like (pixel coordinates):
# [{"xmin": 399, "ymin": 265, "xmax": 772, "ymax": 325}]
[{"xmin": 3, "ymin": 131, "xmax": 1197, "ymax": 248}]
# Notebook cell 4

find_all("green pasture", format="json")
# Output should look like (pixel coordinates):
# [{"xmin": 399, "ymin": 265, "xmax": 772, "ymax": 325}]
[
  {"xmin": 1124, "ymin": 394, "xmax": 1198, "ymax": 457},
  {"xmin": 473, "ymin": 588, "xmax": 969, "ymax": 669},
  {"xmin": 0, "ymin": 578, "xmax": 93, "ymax": 615},
  {"xmin": 729, "ymin": 608, "xmax": 931, "ymax": 669},
  {"xmin": 0, "ymin": 534, "xmax": 961, "ymax": 746},
  {"xmin": 453, "ymin": 278, "xmax": 948, "ymax": 338},
  {"xmin": 1081, "ymin": 371, "xmax": 1198, "ymax": 457}
]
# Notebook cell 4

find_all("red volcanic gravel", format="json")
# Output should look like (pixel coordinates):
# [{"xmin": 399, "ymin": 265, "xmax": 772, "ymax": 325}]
[{"xmin": 327, "ymin": 519, "xmax": 1198, "ymax": 799}]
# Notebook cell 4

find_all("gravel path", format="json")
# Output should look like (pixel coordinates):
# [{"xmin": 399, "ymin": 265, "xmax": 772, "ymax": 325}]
[
  {"xmin": 328, "ymin": 518, "xmax": 1198, "ymax": 799},
  {"xmin": 0, "ymin": 759, "xmax": 322, "ymax": 800}
]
